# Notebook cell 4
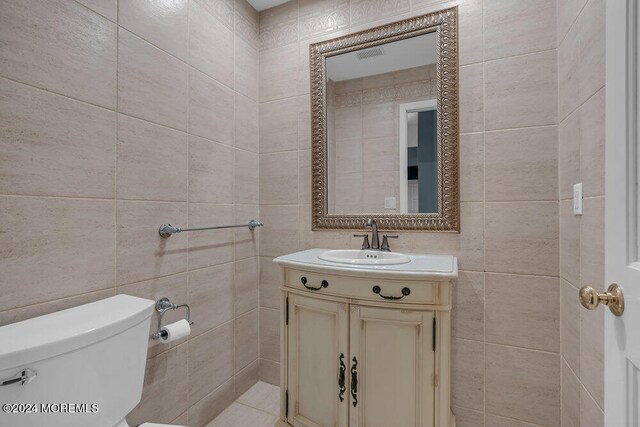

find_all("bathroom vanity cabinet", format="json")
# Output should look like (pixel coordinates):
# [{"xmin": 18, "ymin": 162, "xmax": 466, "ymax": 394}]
[{"xmin": 274, "ymin": 249, "xmax": 457, "ymax": 427}]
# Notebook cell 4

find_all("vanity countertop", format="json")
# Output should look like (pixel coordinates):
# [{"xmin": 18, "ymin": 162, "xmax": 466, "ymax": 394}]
[{"xmin": 274, "ymin": 248, "xmax": 458, "ymax": 281}]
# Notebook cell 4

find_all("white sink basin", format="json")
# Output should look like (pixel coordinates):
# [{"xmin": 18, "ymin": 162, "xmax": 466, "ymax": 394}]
[
  {"xmin": 318, "ymin": 249, "xmax": 411, "ymax": 265},
  {"xmin": 275, "ymin": 249, "xmax": 457, "ymax": 280}
]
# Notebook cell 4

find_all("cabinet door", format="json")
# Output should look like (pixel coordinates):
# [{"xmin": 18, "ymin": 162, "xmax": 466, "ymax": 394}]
[
  {"xmin": 287, "ymin": 294, "xmax": 349, "ymax": 427},
  {"xmin": 349, "ymin": 306, "xmax": 435, "ymax": 427}
]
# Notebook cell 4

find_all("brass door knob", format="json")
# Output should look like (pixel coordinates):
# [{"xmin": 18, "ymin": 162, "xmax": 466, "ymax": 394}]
[{"xmin": 578, "ymin": 284, "xmax": 625, "ymax": 316}]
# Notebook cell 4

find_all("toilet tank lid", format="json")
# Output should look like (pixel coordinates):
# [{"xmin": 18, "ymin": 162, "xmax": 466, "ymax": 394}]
[{"xmin": 0, "ymin": 295, "xmax": 155, "ymax": 372}]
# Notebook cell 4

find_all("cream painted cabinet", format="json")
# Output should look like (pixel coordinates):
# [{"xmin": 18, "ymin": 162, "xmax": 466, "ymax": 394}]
[
  {"xmin": 286, "ymin": 294, "xmax": 349, "ymax": 427},
  {"xmin": 285, "ymin": 297, "xmax": 435, "ymax": 427},
  {"xmin": 275, "ymin": 250, "xmax": 456, "ymax": 427},
  {"xmin": 348, "ymin": 306, "xmax": 435, "ymax": 427}
]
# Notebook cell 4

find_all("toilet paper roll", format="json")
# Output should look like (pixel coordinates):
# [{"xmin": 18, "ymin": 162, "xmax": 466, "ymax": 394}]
[{"xmin": 160, "ymin": 319, "xmax": 191, "ymax": 343}]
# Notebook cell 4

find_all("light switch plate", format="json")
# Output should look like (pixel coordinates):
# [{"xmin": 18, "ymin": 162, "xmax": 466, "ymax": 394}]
[
  {"xmin": 573, "ymin": 183, "xmax": 583, "ymax": 215},
  {"xmin": 384, "ymin": 197, "xmax": 396, "ymax": 209}
]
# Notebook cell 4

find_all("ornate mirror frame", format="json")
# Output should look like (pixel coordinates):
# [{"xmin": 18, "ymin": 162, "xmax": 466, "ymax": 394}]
[{"xmin": 310, "ymin": 7, "xmax": 459, "ymax": 232}]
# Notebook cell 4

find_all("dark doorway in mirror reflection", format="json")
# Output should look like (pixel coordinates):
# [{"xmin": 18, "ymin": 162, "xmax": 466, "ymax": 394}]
[{"xmin": 407, "ymin": 110, "xmax": 438, "ymax": 213}]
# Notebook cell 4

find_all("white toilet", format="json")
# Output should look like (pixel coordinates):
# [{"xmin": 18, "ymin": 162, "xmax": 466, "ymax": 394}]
[{"xmin": 0, "ymin": 294, "xmax": 186, "ymax": 427}]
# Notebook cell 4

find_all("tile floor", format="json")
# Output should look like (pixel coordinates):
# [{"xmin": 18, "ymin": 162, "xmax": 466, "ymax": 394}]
[{"xmin": 206, "ymin": 381, "xmax": 280, "ymax": 427}]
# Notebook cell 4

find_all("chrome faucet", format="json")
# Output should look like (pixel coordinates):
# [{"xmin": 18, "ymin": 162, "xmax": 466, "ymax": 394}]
[{"xmin": 354, "ymin": 218, "xmax": 399, "ymax": 251}]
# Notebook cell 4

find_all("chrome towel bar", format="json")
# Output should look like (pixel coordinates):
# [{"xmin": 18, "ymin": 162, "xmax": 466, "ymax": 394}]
[{"xmin": 158, "ymin": 219, "xmax": 263, "ymax": 238}]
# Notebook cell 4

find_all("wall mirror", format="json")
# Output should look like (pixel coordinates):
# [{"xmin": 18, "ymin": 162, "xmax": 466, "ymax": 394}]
[{"xmin": 310, "ymin": 7, "xmax": 459, "ymax": 231}]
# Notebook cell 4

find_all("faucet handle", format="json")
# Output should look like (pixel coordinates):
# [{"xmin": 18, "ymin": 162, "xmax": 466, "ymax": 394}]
[
  {"xmin": 354, "ymin": 234, "xmax": 370, "ymax": 249},
  {"xmin": 380, "ymin": 234, "xmax": 398, "ymax": 252}
]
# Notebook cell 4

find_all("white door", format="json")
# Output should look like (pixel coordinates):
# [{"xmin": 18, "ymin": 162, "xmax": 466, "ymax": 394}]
[
  {"xmin": 348, "ymin": 305, "xmax": 435, "ymax": 427},
  {"xmin": 286, "ymin": 294, "xmax": 349, "ymax": 427},
  {"xmin": 605, "ymin": 0, "xmax": 639, "ymax": 424}
]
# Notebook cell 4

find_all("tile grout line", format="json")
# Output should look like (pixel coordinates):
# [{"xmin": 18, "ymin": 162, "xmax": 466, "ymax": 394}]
[
  {"xmin": 71, "ymin": 0, "xmax": 116, "ymax": 23},
  {"xmin": 555, "ymin": 0, "xmax": 564, "ymax": 420},
  {"xmin": 233, "ymin": 401, "xmax": 280, "ymax": 419},
  {"xmin": 232, "ymin": 0, "xmax": 238, "ymax": 397},
  {"xmin": 558, "ymin": 83, "xmax": 605, "ymax": 127},
  {"xmin": 0, "ymin": 74, "xmax": 115, "ymax": 112},
  {"xmin": 481, "ymin": 0, "xmax": 487, "ymax": 421},
  {"xmin": 118, "ymin": 15, "xmax": 237, "ymax": 92},
  {"xmin": 228, "ymin": 381, "xmax": 281, "ymax": 420},
  {"xmin": 562, "ymin": 353, "xmax": 604, "ymax": 414},
  {"xmin": 0, "ymin": 288, "xmax": 116, "ymax": 319},
  {"xmin": 113, "ymin": 0, "xmax": 120, "ymax": 302},
  {"xmin": 185, "ymin": 0, "xmax": 192, "ymax": 417},
  {"xmin": 0, "ymin": 193, "xmax": 236, "ymax": 203},
  {"xmin": 483, "ymin": 46, "xmax": 558, "ymax": 65},
  {"xmin": 0, "ymin": 71, "xmax": 253, "ymax": 151},
  {"xmin": 480, "ymin": 339, "xmax": 561, "ymax": 356},
  {"xmin": 484, "ymin": 411, "xmax": 547, "ymax": 427},
  {"xmin": 557, "ymin": 0, "xmax": 591, "ymax": 48},
  {"xmin": 483, "ymin": 123, "xmax": 559, "ymax": 133}
]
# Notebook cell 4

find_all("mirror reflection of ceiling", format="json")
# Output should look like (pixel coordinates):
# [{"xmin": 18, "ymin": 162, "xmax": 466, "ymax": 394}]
[
  {"xmin": 326, "ymin": 32, "xmax": 437, "ymax": 82},
  {"xmin": 247, "ymin": 0, "xmax": 290, "ymax": 11}
]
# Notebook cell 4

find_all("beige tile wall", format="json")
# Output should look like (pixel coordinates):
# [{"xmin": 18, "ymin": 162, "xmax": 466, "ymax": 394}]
[
  {"xmin": 0, "ymin": 0, "xmax": 606, "ymax": 425},
  {"xmin": 258, "ymin": 0, "xmax": 564, "ymax": 426},
  {"xmin": 558, "ymin": 0, "xmax": 606, "ymax": 425},
  {"xmin": 0, "ymin": 0, "xmax": 260, "ymax": 425}
]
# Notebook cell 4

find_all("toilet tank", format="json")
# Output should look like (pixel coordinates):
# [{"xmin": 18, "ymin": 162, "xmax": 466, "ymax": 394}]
[{"xmin": 0, "ymin": 295, "xmax": 155, "ymax": 427}]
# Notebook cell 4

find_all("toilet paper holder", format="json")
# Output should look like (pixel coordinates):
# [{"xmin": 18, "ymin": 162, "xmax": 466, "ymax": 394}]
[{"xmin": 152, "ymin": 297, "xmax": 194, "ymax": 340}]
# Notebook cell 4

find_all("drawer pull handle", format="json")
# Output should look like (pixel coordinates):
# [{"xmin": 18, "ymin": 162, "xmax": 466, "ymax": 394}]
[
  {"xmin": 338, "ymin": 353, "xmax": 346, "ymax": 402},
  {"xmin": 301, "ymin": 277, "xmax": 329, "ymax": 291},
  {"xmin": 372, "ymin": 285, "xmax": 411, "ymax": 300}
]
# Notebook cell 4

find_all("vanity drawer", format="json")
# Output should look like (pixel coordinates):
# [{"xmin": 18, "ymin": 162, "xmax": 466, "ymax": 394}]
[{"xmin": 286, "ymin": 270, "xmax": 438, "ymax": 305}]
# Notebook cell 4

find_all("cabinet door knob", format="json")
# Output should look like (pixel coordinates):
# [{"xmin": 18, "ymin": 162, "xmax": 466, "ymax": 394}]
[{"xmin": 372, "ymin": 285, "xmax": 411, "ymax": 300}]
